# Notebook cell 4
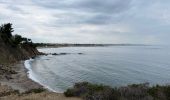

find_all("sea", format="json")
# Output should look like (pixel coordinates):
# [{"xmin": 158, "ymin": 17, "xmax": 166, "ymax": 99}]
[{"xmin": 25, "ymin": 45, "xmax": 170, "ymax": 92}]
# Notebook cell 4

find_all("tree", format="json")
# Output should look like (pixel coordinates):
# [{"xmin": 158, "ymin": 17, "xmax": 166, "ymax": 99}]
[
  {"xmin": 0, "ymin": 23, "xmax": 36, "ymax": 48},
  {"xmin": 0, "ymin": 23, "xmax": 14, "ymax": 38},
  {"xmin": 0, "ymin": 23, "xmax": 14, "ymax": 44},
  {"xmin": 13, "ymin": 34, "xmax": 23, "ymax": 45}
]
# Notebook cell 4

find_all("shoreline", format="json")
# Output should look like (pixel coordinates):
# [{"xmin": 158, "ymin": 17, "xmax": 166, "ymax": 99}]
[
  {"xmin": 0, "ymin": 61, "xmax": 81, "ymax": 100},
  {"xmin": 0, "ymin": 61, "xmax": 43, "ymax": 93},
  {"xmin": 24, "ymin": 59, "xmax": 58, "ymax": 92}
]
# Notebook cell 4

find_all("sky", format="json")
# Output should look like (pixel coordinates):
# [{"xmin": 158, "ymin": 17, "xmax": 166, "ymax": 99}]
[{"xmin": 0, "ymin": 0, "xmax": 170, "ymax": 44}]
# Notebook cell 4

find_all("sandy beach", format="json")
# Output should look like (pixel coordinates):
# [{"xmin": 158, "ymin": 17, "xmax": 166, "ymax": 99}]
[
  {"xmin": 0, "ymin": 62, "xmax": 81, "ymax": 100},
  {"xmin": 0, "ymin": 62, "xmax": 42, "ymax": 92}
]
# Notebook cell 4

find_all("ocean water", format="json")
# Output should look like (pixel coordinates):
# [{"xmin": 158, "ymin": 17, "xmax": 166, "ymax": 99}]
[{"xmin": 25, "ymin": 46, "xmax": 170, "ymax": 92}]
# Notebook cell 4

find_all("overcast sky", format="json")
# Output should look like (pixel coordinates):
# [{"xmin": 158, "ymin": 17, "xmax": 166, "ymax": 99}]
[{"xmin": 0, "ymin": 0, "xmax": 170, "ymax": 44}]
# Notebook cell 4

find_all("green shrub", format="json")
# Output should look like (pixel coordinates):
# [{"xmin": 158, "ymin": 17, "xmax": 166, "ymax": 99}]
[
  {"xmin": 24, "ymin": 88, "xmax": 45, "ymax": 94},
  {"xmin": 148, "ymin": 85, "xmax": 160, "ymax": 98},
  {"xmin": 64, "ymin": 89, "xmax": 76, "ymax": 97},
  {"xmin": 64, "ymin": 82, "xmax": 120, "ymax": 100},
  {"xmin": 163, "ymin": 86, "xmax": 170, "ymax": 100},
  {"xmin": 64, "ymin": 82, "xmax": 170, "ymax": 100}
]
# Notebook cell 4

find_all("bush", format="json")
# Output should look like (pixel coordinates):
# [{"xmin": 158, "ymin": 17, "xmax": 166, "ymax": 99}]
[
  {"xmin": 64, "ymin": 82, "xmax": 120, "ymax": 100},
  {"xmin": 148, "ymin": 85, "xmax": 170, "ymax": 100},
  {"xmin": 24, "ymin": 88, "xmax": 45, "ymax": 94},
  {"xmin": 64, "ymin": 89, "xmax": 76, "ymax": 97},
  {"xmin": 163, "ymin": 86, "xmax": 170, "ymax": 100},
  {"xmin": 64, "ymin": 82, "xmax": 170, "ymax": 100},
  {"xmin": 119, "ymin": 83, "xmax": 151, "ymax": 100}
]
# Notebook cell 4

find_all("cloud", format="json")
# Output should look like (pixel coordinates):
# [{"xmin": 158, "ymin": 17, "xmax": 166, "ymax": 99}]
[
  {"xmin": 0, "ymin": 0, "xmax": 170, "ymax": 44},
  {"xmin": 34, "ymin": 0, "xmax": 132, "ymax": 13},
  {"xmin": 32, "ymin": 0, "xmax": 133, "ymax": 25}
]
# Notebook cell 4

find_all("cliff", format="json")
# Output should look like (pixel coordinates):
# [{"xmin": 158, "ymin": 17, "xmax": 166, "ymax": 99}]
[
  {"xmin": 0, "ymin": 31, "xmax": 40, "ymax": 64},
  {"xmin": 0, "ymin": 40, "xmax": 40, "ymax": 64}
]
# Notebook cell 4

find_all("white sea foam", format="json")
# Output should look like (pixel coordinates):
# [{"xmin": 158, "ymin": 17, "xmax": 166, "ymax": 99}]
[{"xmin": 24, "ymin": 59, "xmax": 57, "ymax": 92}]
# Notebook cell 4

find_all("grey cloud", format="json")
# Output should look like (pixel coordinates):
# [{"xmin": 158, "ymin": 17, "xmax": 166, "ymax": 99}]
[
  {"xmin": 33, "ymin": 0, "xmax": 132, "ymax": 14},
  {"xmin": 7, "ymin": 5, "xmax": 30, "ymax": 15},
  {"xmin": 1, "ymin": 0, "xmax": 170, "ymax": 44},
  {"xmin": 32, "ymin": 0, "xmax": 133, "ymax": 26},
  {"xmin": 82, "ymin": 15, "xmax": 113, "ymax": 25},
  {"xmin": 76, "ymin": 0, "xmax": 132, "ymax": 13}
]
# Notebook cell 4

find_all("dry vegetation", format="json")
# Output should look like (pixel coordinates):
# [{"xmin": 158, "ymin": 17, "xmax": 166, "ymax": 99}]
[{"xmin": 64, "ymin": 82, "xmax": 170, "ymax": 100}]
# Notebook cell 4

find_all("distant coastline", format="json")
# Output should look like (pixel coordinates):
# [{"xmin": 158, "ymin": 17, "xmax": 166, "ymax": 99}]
[{"xmin": 35, "ymin": 43, "xmax": 148, "ymax": 48}]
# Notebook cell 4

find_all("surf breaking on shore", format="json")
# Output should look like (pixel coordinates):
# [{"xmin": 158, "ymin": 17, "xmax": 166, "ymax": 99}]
[{"xmin": 24, "ymin": 59, "xmax": 57, "ymax": 93}]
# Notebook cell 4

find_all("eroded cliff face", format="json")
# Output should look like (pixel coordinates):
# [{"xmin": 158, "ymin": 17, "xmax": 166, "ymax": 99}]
[{"xmin": 0, "ymin": 35, "xmax": 40, "ymax": 64}]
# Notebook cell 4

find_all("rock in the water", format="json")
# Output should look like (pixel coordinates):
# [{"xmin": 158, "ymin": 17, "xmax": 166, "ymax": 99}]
[
  {"xmin": 78, "ymin": 53, "xmax": 83, "ymax": 55},
  {"xmin": 52, "ymin": 53, "xmax": 59, "ymax": 55}
]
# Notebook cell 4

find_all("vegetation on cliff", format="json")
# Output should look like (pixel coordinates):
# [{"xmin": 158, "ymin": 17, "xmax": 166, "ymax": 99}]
[
  {"xmin": 0, "ymin": 23, "xmax": 40, "ymax": 64},
  {"xmin": 0, "ymin": 23, "xmax": 36, "ymax": 48}
]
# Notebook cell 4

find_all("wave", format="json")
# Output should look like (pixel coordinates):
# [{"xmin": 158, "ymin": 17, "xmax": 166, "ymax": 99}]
[{"xmin": 24, "ymin": 59, "xmax": 57, "ymax": 92}]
